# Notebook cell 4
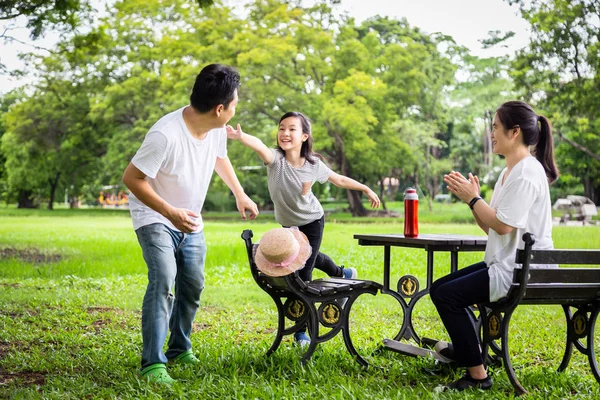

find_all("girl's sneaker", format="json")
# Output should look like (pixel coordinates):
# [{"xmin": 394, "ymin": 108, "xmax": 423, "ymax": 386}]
[
  {"xmin": 342, "ymin": 267, "xmax": 358, "ymax": 279},
  {"xmin": 293, "ymin": 331, "xmax": 311, "ymax": 347}
]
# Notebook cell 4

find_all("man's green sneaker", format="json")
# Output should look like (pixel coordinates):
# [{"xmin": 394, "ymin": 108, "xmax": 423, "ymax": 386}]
[
  {"xmin": 139, "ymin": 363, "xmax": 175, "ymax": 384},
  {"xmin": 169, "ymin": 350, "xmax": 200, "ymax": 365}
]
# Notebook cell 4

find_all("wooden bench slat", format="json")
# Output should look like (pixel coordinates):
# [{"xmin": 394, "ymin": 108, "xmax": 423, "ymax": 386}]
[
  {"xmin": 522, "ymin": 286, "xmax": 600, "ymax": 300},
  {"xmin": 309, "ymin": 280, "xmax": 352, "ymax": 290},
  {"xmin": 513, "ymin": 268, "xmax": 600, "ymax": 283},
  {"xmin": 313, "ymin": 278, "xmax": 373, "ymax": 289},
  {"xmin": 516, "ymin": 249, "xmax": 600, "ymax": 264}
]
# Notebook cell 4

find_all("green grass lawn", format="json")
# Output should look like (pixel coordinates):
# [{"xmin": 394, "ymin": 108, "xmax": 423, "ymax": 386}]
[{"xmin": 1, "ymin": 210, "xmax": 600, "ymax": 399}]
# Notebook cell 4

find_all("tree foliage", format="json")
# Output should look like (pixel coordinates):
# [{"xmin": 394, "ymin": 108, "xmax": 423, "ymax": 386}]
[
  {"xmin": 0, "ymin": 0, "xmax": 90, "ymax": 39},
  {"xmin": 5, "ymin": 0, "xmax": 582, "ymax": 212},
  {"xmin": 508, "ymin": 0, "xmax": 600, "ymax": 202}
]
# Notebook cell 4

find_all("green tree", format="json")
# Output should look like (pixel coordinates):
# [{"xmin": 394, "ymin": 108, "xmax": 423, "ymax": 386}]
[
  {"xmin": 2, "ymin": 80, "xmax": 104, "ymax": 209},
  {"xmin": 227, "ymin": 2, "xmax": 455, "ymax": 215},
  {"xmin": 449, "ymin": 51, "xmax": 514, "ymax": 186},
  {"xmin": 0, "ymin": 0, "xmax": 216, "ymax": 39},
  {"xmin": 1, "ymin": 0, "xmax": 461, "ymax": 215},
  {"xmin": 0, "ymin": 0, "xmax": 91, "ymax": 39},
  {"xmin": 87, "ymin": 0, "xmax": 242, "ymax": 186},
  {"xmin": 508, "ymin": 0, "xmax": 600, "ymax": 203},
  {"xmin": 0, "ymin": 91, "xmax": 25, "ymax": 204}
]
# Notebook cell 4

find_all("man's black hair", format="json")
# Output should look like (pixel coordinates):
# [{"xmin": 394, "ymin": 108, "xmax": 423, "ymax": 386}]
[{"xmin": 190, "ymin": 64, "xmax": 240, "ymax": 113}]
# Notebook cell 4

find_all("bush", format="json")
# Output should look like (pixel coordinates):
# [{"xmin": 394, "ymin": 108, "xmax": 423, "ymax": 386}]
[{"xmin": 204, "ymin": 191, "xmax": 236, "ymax": 212}]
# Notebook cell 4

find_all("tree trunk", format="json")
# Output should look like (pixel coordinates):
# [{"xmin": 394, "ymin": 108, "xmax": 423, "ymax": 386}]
[
  {"xmin": 483, "ymin": 110, "xmax": 493, "ymax": 171},
  {"xmin": 337, "ymin": 151, "xmax": 368, "ymax": 216},
  {"xmin": 347, "ymin": 190, "xmax": 368, "ymax": 216},
  {"xmin": 327, "ymin": 127, "xmax": 371, "ymax": 216},
  {"xmin": 378, "ymin": 175, "xmax": 387, "ymax": 210},
  {"xmin": 47, "ymin": 173, "xmax": 60, "ymax": 210},
  {"xmin": 557, "ymin": 130, "xmax": 600, "ymax": 161},
  {"xmin": 69, "ymin": 197, "xmax": 80, "ymax": 209},
  {"xmin": 17, "ymin": 190, "xmax": 36, "ymax": 208},
  {"xmin": 425, "ymin": 146, "xmax": 433, "ymax": 211},
  {"xmin": 584, "ymin": 177, "xmax": 600, "ymax": 205}
]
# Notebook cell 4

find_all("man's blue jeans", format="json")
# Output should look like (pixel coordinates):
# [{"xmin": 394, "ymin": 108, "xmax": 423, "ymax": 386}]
[{"xmin": 135, "ymin": 223, "xmax": 206, "ymax": 368}]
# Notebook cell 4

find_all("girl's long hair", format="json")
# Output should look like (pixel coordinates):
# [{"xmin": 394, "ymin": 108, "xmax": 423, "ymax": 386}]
[
  {"xmin": 277, "ymin": 111, "xmax": 323, "ymax": 165},
  {"xmin": 495, "ymin": 101, "xmax": 559, "ymax": 183}
]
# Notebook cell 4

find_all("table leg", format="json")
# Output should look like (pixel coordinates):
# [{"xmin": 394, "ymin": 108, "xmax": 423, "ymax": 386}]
[
  {"xmin": 380, "ymin": 246, "xmax": 430, "ymax": 344},
  {"xmin": 418, "ymin": 251, "xmax": 436, "ymax": 347},
  {"xmin": 383, "ymin": 246, "xmax": 390, "ymax": 291},
  {"xmin": 426, "ymin": 250, "xmax": 434, "ymax": 287},
  {"xmin": 451, "ymin": 251, "xmax": 459, "ymax": 273}
]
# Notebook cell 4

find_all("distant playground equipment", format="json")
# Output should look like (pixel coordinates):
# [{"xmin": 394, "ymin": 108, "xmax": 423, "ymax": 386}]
[{"xmin": 98, "ymin": 189, "xmax": 129, "ymax": 208}]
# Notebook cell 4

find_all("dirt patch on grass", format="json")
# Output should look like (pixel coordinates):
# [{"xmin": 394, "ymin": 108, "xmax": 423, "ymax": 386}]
[
  {"xmin": 86, "ymin": 306, "xmax": 129, "ymax": 315},
  {"xmin": 86, "ymin": 307, "xmax": 135, "ymax": 330},
  {"xmin": 193, "ymin": 322, "xmax": 211, "ymax": 332},
  {"xmin": 0, "ymin": 309, "xmax": 40, "ymax": 320},
  {"xmin": 0, "ymin": 369, "xmax": 46, "ymax": 387},
  {"xmin": 0, "ymin": 342, "xmax": 10, "ymax": 359},
  {"xmin": 0, "ymin": 247, "xmax": 62, "ymax": 264},
  {"xmin": 90, "ymin": 319, "xmax": 111, "ymax": 332},
  {"xmin": 0, "ymin": 340, "xmax": 27, "ymax": 360}
]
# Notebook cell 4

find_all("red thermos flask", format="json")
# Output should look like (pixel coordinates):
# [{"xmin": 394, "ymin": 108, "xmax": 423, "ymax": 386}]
[{"xmin": 404, "ymin": 188, "xmax": 418, "ymax": 238}]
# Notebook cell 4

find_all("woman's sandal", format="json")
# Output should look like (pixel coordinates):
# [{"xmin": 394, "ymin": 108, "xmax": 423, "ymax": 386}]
[{"xmin": 139, "ymin": 363, "xmax": 175, "ymax": 384}]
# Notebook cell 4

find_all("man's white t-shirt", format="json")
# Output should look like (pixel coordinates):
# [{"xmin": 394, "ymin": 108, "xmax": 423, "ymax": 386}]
[
  {"xmin": 128, "ymin": 106, "xmax": 227, "ymax": 232},
  {"xmin": 485, "ymin": 156, "xmax": 555, "ymax": 302}
]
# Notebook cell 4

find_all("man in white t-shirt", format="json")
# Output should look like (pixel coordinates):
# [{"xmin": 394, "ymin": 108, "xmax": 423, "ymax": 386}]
[{"xmin": 122, "ymin": 64, "xmax": 258, "ymax": 384}]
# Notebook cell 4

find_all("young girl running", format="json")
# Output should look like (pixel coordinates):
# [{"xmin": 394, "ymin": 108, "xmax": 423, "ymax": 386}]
[{"xmin": 227, "ymin": 111, "xmax": 380, "ymax": 345}]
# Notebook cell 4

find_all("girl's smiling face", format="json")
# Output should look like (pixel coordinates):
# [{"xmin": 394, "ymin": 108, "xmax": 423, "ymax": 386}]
[{"xmin": 277, "ymin": 117, "xmax": 308, "ymax": 151}]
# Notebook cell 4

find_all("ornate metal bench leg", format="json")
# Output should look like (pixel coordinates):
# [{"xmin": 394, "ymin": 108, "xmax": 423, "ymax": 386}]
[
  {"xmin": 266, "ymin": 297, "xmax": 286, "ymax": 356},
  {"xmin": 587, "ymin": 307, "xmax": 600, "ymax": 383},
  {"xmin": 501, "ymin": 311, "xmax": 527, "ymax": 396},
  {"xmin": 480, "ymin": 306, "xmax": 504, "ymax": 368},
  {"xmin": 558, "ymin": 305, "xmax": 575, "ymax": 372},
  {"xmin": 341, "ymin": 295, "xmax": 370, "ymax": 367},
  {"xmin": 300, "ymin": 308, "xmax": 320, "ymax": 364},
  {"xmin": 341, "ymin": 326, "xmax": 368, "ymax": 367}
]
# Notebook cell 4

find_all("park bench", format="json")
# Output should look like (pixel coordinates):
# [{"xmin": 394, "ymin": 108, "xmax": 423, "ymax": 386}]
[
  {"xmin": 241, "ymin": 229, "xmax": 382, "ymax": 365},
  {"xmin": 479, "ymin": 232, "xmax": 600, "ymax": 395}
]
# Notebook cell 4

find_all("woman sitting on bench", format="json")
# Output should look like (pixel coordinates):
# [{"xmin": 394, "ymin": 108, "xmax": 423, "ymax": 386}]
[{"xmin": 431, "ymin": 100, "xmax": 559, "ymax": 391}]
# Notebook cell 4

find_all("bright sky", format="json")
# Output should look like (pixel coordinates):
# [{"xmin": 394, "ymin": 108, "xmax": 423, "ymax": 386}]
[{"xmin": 0, "ymin": 0, "xmax": 530, "ymax": 95}]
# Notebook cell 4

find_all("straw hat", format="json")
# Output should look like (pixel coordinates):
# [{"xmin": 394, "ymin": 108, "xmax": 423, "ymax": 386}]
[{"xmin": 254, "ymin": 227, "xmax": 312, "ymax": 277}]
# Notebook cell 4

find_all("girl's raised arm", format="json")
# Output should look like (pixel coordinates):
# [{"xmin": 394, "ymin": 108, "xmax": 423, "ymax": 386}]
[
  {"xmin": 328, "ymin": 172, "xmax": 380, "ymax": 208},
  {"xmin": 226, "ymin": 124, "xmax": 274, "ymax": 164}
]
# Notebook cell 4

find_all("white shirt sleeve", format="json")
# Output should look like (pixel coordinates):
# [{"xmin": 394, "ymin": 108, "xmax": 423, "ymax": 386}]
[
  {"xmin": 131, "ymin": 130, "xmax": 169, "ymax": 178},
  {"xmin": 316, "ymin": 160, "xmax": 332, "ymax": 183},
  {"xmin": 216, "ymin": 128, "xmax": 227, "ymax": 159},
  {"xmin": 495, "ymin": 177, "xmax": 539, "ymax": 229},
  {"xmin": 266, "ymin": 148, "xmax": 283, "ymax": 167}
]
